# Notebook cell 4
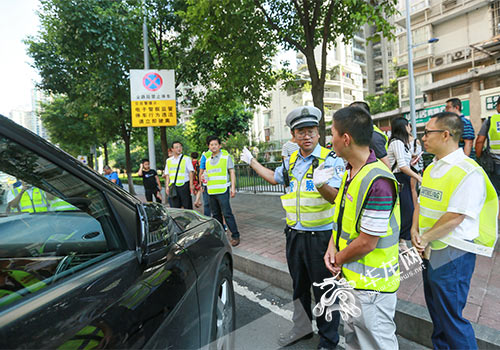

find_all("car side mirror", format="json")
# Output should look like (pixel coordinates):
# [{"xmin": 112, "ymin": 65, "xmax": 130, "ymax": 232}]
[{"xmin": 136, "ymin": 203, "xmax": 175, "ymax": 267}]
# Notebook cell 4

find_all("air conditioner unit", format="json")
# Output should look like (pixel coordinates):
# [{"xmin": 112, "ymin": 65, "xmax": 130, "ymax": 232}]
[{"xmin": 442, "ymin": 0, "xmax": 456, "ymax": 6}]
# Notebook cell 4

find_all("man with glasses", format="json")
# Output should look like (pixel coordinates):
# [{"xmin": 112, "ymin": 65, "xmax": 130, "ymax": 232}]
[
  {"xmin": 240, "ymin": 106, "xmax": 344, "ymax": 350},
  {"xmin": 411, "ymin": 112, "xmax": 498, "ymax": 350}
]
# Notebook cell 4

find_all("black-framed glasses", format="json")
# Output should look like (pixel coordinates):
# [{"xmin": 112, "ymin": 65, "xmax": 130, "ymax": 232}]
[{"xmin": 423, "ymin": 129, "xmax": 453, "ymax": 137}]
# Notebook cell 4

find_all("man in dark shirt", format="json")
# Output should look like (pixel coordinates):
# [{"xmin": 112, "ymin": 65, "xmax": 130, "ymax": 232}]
[
  {"xmin": 445, "ymin": 98, "xmax": 475, "ymax": 157},
  {"xmin": 138, "ymin": 159, "xmax": 162, "ymax": 203},
  {"xmin": 349, "ymin": 101, "xmax": 390, "ymax": 168}
]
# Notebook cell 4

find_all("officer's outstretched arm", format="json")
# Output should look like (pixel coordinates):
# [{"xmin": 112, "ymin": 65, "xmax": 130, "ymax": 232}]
[{"xmin": 249, "ymin": 159, "xmax": 278, "ymax": 185}]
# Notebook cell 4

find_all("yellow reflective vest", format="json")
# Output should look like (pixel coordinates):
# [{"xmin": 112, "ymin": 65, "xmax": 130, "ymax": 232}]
[
  {"xmin": 11, "ymin": 187, "xmax": 48, "ymax": 213},
  {"xmin": 280, "ymin": 147, "xmax": 335, "ymax": 227},
  {"xmin": 166, "ymin": 156, "xmax": 188, "ymax": 186},
  {"xmin": 419, "ymin": 157, "xmax": 498, "ymax": 257},
  {"xmin": 373, "ymin": 125, "xmax": 389, "ymax": 151},
  {"xmin": 48, "ymin": 197, "xmax": 76, "ymax": 211},
  {"xmin": 332, "ymin": 160, "xmax": 400, "ymax": 292},
  {"xmin": 205, "ymin": 150, "xmax": 231, "ymax": 195},
  {"xmin": 488, "ymin": 114, "xmax": 500, "ymax": 155}
]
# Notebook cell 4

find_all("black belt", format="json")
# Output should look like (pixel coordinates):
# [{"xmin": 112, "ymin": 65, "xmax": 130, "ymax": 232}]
[{"xmin": 285, "ymin": 227, "xmax": 331, "ymax": 235}]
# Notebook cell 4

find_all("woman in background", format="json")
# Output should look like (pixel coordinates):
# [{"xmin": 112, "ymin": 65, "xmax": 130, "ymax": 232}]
[{"xmin": 387, "ymin": 117, "xmax": 423, "ymax": 250}]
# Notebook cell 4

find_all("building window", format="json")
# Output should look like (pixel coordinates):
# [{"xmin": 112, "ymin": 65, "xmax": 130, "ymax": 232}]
[{"xmin": 493, "ymin": 1, "xmax": 500, "ymax": 36}]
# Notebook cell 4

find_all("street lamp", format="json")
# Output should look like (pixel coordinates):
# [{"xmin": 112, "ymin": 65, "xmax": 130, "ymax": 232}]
[{"xmin": 405, "ymin": 0, "xmax": 439, "ymax": 138}]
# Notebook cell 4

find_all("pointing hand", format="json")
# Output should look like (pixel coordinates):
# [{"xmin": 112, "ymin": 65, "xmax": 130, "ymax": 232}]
[{"xmin": 313, "ymin": 163, "xmax": 334, "ymax": 188}]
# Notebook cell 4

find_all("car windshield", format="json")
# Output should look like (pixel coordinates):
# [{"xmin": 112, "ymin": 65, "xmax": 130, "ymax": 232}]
[{"xmin": 0, "ymin": 135, "xmax": 121, "ymax": 307}]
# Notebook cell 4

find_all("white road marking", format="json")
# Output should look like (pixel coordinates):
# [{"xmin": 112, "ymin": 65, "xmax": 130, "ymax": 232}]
[{"xmin": 234, "ymin": 280, "xmax": 346, "ymax": 348}]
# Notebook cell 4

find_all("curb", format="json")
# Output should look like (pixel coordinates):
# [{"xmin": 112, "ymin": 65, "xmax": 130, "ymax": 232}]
[{"xmin": 233, "ymin": 248, "xmax": 500, "ymax": 349}]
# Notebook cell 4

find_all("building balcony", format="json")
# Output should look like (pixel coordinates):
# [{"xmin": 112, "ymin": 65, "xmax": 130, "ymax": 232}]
[{"xmin": 395, "ymin": 0, "xmax": 430, "ymax": 26}]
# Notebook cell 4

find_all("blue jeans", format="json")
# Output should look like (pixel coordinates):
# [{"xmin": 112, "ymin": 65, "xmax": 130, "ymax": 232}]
[
  {"xmin": 422, "ymin": 247, "xmax": 477, "ymax": 350},
  {"xmin": 208, "ymin": 189, "xmax": 239, "ymax": 239},
  {"xmin": 202, "ymin": 186, "xmax": 211, "ymax": 216}
]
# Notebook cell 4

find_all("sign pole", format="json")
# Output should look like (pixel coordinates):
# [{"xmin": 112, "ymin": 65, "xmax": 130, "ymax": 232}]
[{"xmin": 143, "ymin": 5, "xmax": 156, "ymax": 171}]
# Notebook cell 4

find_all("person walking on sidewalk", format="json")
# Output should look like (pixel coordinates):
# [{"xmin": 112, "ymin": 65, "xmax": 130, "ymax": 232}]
[
  {"xmin": 138, "ymin": 159, "xmax": 162, "ymax": 203},
  {"xmin": 445, "ymin": 98, "xmax": 475, "ymax": 157},
  {"xmin": 240, "ymin": 106, "xmax": 344, "ymax": 350},
  {"xmin": 164, "ymin": 141, "xmax": 194, "ymax": 209},
  {"xmin": 475, "ymin": 96, "xmax": 500, "ymax": 214},
  {"xmin": 200, "ymin": 136, "xmax": 240, "ymax": 246},
  {"xmin": 411, "ymin": 112, "xmax": 498, "ymax": 350},
  {"xmin": 324, "ymin": 106, "xmax": 401, "ymax": 350}
]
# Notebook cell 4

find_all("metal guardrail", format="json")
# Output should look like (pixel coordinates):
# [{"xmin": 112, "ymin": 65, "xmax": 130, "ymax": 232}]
[{"xmin": 235, "ymin": 162, "xmax": 285, "ymax": 194}]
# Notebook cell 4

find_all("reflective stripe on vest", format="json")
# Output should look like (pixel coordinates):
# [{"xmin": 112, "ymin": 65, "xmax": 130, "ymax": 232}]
[
  {"xmin": 49, "ymin": 198, "xmax": 76, "ymax": 211},
  {"xmin": 488, "ymin": 114, "xmax": 500, "ymax": 155},
  {"xmin": 419, "ymin": 158, "xmax": 498, "ymax": 257},
  {"xmin": 12, "ymin": 187, "xmax": 48, "ymax": 213},
  {"xmin": 332, "ymin": 160, "xmax": 400, "ymax": 292},
  {"xmin": 373, "ymin": 125, "xmax": 389, "ymax": 151},
  {"xmin": 206, "ymin": 150, "xmax": 230, "ymax": 195},
  {"xmin": 166, "ymin": 157, "xmax": 187, "ymax": 186},
  {"xmin": 280, "ymin": 147, "xmax": 335, "ymax": 227}
]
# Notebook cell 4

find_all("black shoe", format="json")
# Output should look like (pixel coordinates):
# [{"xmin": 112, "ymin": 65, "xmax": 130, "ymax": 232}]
[{"xmin": 278, "ymin": 330, "xmax": 313, "ymax": 347}]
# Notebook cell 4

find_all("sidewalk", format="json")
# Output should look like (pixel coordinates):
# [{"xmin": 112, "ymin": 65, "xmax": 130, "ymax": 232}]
[{"xmin": 129, "ymin": 186, "xmax": 500, "ymax": 347}]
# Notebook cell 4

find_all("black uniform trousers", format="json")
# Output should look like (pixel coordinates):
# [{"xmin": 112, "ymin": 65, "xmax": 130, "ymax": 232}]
[
  {"xmin": 285, "ymin": 227, "xmax": 340, "ymax": 349},
  {"xmin": 169, "ymin": 182, "xmax": 193, "ymax": 209}
]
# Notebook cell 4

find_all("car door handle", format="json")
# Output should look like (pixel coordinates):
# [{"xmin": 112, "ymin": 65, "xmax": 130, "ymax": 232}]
[{"xmin": 82, "ymin": 231, "xmax": 100, "ymax": 240}]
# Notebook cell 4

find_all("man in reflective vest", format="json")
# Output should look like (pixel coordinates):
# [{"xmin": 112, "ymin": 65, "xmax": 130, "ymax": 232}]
[
  {"xmin": 323, "ymin": 106, "xmax": 400, "ymax": 349},
  {"xmin": 7, "ymin": 182, "xmax": 49, "ymax": 213},
  {"xmin": 199, "ymin": 135, "xmax": 240, "ymax": 246},
  {"xmin": 412, "ymin": 112, "xmax": 498, "ymax": 350},
  {"xmin": 475, "ymin": 96, "xmax": 500, "ymax": 214},
  {"xmin": 241, "ymin": 106, "xmax": 344, "ymax": 349},
  {"xmin": 349, "ymin": 101, "xmax": 391, "ymax": 169},
  {"xmin": 164, "ymin": 141, "xmax": 194, "ymax": 209}
]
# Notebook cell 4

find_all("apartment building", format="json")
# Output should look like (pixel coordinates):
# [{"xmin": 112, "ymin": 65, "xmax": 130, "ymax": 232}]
[
  {"xmin": 365, "ymin": 25, "xmax": 397, "ymax": 96},
  {"xmin": 251, "ymin": 36, "xmax": 366, "ymax": 152},
  {"xmin": 374, "ymin": 0, "xmax": 500, "ymax": 134}
]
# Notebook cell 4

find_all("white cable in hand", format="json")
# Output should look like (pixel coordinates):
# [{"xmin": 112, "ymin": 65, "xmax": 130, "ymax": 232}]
[
  {"xmin": 240, "ymin": 146, "xmax": 254, "ymax": 165},
  {"xmin": 313, "ymin": 162, "xmax": 334, "ymax": 188},
  {"xmin": 312, "ymin": 274, "xmax": 361, "ymax": 322}
]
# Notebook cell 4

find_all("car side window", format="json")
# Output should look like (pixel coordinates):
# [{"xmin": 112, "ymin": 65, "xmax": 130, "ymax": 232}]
[{"xmin": 0, "ymin": 136, "xmax": 122, "ymax": 308}]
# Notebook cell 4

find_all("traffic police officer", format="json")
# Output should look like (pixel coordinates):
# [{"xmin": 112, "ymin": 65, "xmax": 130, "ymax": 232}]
[
  {"xmin": 324, "ymin": 106, "xmax": 400, "ymax": 349},
  {"xmin": 240, "ymin": 106, "xmax": 344, "ymax": 349},
  {"xmin": 412, "ymin": 112, "xmax": 498, "ymax": 349}
]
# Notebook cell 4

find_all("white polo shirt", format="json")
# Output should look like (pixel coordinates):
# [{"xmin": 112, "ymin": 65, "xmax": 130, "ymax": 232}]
[{"xmin": 422, "ymin": 148, "xmax": 486, "ymax": 241}]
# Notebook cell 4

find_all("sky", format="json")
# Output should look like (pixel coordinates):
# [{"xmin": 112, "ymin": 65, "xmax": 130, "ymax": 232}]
[{"xmin": 0, "ymin": 0, "xmax": 40, "ymax": 116}]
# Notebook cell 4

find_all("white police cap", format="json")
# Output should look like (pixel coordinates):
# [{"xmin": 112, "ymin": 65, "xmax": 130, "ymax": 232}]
[{"xmin": 286, "ymin": 106, "xmax": 322, "ymax": 130}]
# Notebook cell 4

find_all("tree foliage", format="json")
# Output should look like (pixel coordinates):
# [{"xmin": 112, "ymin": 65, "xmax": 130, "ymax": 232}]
[
  {"xmin": 189, "ymin": 90, "xmax": 253, "ymax": 150},
  {"xmin": 365, "ymin": 67, "xmax": 407, "ymax": 114},
  {"xmin": 26, "ymin": 0, "xmax": 144, "ymax": 193},
  {"xmin": 184, "ymin": 0, "xmax": 398, "ymax": 144}
]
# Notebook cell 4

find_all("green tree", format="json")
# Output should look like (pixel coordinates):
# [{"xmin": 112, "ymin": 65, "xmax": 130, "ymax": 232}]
[
  {"xmin": 25, "ymin": 0, "xmax": 143, "ymax": 194},
  {"xmin": 184, "ymin": 0, "xmax": 398, "ymax": 144},
  {"xmin": 189, "ymin": 91, "xmax": 253, "ymax": 150}
]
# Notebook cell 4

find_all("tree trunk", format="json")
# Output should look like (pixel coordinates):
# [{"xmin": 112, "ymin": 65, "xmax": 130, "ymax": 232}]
[
  {"xmin": 88, "ymin": 153, "xmax": 94, "ymax": 169},
  {"xmin": 103, "ymin": 142, "xmax": 109, "ymax": 166},
  {"xmin": 120, "ymin": 122, "xmax": 136, "ymax": 196},
  {"xmin": 311, "ymin": 82, "xmax": 326, "ymax": 145},
  {"xmin": 160, "ymin": 126, "xmax": 168, "ymax": 165}
]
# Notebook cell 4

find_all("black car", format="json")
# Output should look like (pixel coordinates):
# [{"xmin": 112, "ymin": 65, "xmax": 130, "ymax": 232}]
[{"xmin": 0, "ymin": 115, "xmax": 235, "ymax": 349}]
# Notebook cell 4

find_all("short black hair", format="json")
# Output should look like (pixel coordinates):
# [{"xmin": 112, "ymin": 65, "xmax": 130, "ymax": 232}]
[
  {"xmin": 206, "ymin": 135, "xmax": 221, "ymax": 145},
  {"xmin": 496, "ymin": 96, "xmax": 500, "ymax": 107},
  {"xmin": 333, "ymin": 106, "xmax": 373, "ymax": 146},
  {"xmin": 431, "ymin": 112, "xmax": 463, "ymax": 142},
  {"xmin": 141, "ymin": 158, "xmax": 149, "ymax": 164},
  {"xmin": 446, "ymin": 98, "xmax": 462, "ymax": 112},
  {"xmin": 103, "ymin": 165, "xmax": 111, "ymax": 170},
  {"xmin": 171, "ymin": 140, "xmax": 182, "ymax": 148},
  {"xmin": 191, "ymin": 152, "xmax": 199, "ymax": 159},
  {"xmin": 349, "ymin": 101, "xmax": 371, "ymax": 114}
]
